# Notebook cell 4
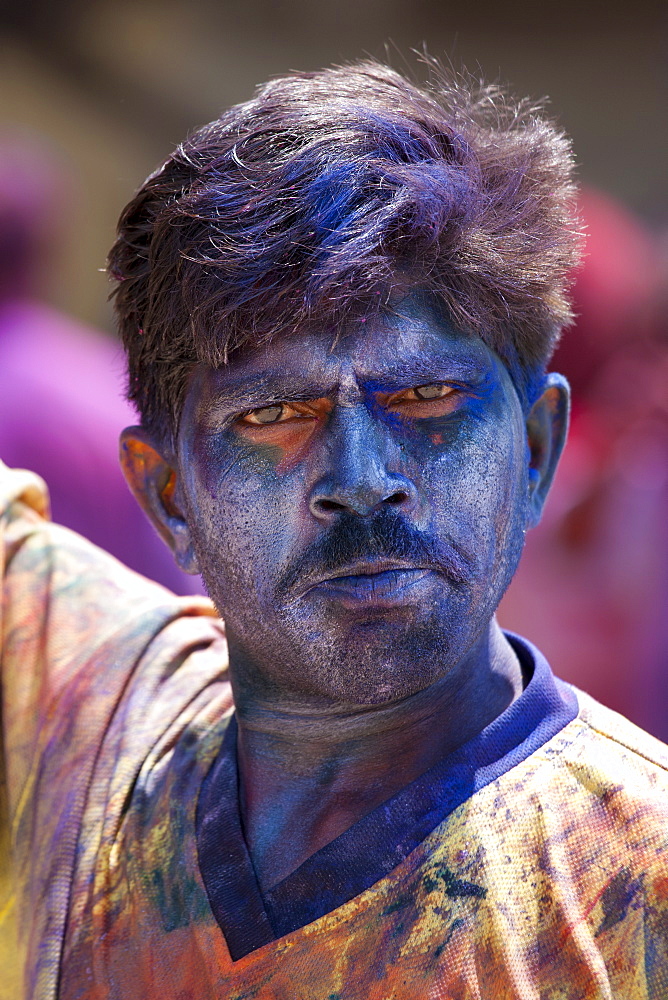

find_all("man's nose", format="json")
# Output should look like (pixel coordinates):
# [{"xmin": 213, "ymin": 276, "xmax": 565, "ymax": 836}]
[{"xmin": 308, "ymin": 405, "xmax": 418, "ymax": 520}]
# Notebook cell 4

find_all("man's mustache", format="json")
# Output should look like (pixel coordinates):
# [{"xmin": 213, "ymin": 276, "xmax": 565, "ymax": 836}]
[{"xmin": 277, "ymin": 510, "xmax": 473, "ymax": 598}]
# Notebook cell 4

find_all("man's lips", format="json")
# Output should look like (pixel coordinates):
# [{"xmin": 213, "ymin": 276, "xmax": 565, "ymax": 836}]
[{"xmin": 301, "ymin": 560, "xmax": 440, "ymax": 608}]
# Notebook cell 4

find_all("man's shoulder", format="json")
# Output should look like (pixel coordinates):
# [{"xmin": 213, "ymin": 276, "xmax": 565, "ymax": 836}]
[
  {"xmin": 535, "ymin": 686, "xmax": 668, "ymax": 841},
  {"xmin": 476, "ymin": 677, "xmax": 668, "ymax": 848},
  {"xmin": 571, "ymin": 686, "xmax": 668, "ymax": 776}
]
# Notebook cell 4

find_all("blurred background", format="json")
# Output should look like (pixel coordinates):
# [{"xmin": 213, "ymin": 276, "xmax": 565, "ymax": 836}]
[{"xmin": 0, "ymin": 0, "xmax": 666, "ymax": 735}]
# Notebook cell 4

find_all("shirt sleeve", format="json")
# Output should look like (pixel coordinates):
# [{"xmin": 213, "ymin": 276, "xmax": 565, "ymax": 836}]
[{"xmin": 0, "ymin": 461, "xmax": 226, "ymax": 999}]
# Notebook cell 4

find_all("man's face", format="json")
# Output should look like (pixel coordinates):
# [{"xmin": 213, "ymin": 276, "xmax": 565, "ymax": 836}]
[{"xmin": 177, "ymin": 296, "xmax": 533, "ymax": 706}]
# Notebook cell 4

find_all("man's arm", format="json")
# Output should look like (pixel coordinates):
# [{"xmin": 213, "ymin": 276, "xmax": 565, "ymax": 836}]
[{"xmin": 0, "ymin": 461, "xmax": 224, "ymax": 999}]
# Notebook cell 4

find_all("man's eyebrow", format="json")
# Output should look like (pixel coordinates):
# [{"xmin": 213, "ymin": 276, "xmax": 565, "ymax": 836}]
[
  {"xmin": 204, "ymin": 353, "xmax": 492, "ymax": 410},
  {"xmin": 359, "ymin": 354, "xmax": 492, "ymax": 389},
  {"xmin": 204, "ymin": 372, "xmax": 339, "ymax": 410}
]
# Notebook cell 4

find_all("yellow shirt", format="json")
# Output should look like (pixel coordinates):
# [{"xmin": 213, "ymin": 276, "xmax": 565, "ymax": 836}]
[{"xmin": 2, "ymin": 462, "xmax": 668, "ymax": 999}]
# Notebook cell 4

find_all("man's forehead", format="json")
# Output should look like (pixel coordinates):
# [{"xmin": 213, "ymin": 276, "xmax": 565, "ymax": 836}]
[{"xmin": 197, "ymin": 304, "xmax": 497, "ymax": 402}]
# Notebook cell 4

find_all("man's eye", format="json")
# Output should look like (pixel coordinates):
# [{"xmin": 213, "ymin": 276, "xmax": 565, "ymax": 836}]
[
  {"xmin": 243, "ymin": 405, "xmax": 287, "ymax": 425},
  {"xmin": 413, "ymin": 383, "xmax": 452, "ymax": 400},
  {"xmin": 237, "ymin": 398, "xmax": 330, "ymax": 430},
  {"xmin": 383, "ymin": 382, "xmax": 460, "ymax": 416}
]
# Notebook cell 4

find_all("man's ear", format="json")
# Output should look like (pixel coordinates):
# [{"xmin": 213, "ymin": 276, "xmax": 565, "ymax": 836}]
[
  {"xmin": 525, "ymin": 373, "xmax": 570, "ymax": 528},
  {"xmin": 119, "ymin": 427, "xmax": 199, "ymax": 574}
]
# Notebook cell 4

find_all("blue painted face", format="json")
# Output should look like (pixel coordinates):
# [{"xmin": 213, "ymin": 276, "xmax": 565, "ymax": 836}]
[{"xmin": 177, "ymin": 294, "xmax": 533, "ymax": 706}]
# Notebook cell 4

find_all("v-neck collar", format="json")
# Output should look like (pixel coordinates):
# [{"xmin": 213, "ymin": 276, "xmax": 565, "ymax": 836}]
[{"xmin": 196, "ymin": 633, "xmax": 578, "ymax": 961}]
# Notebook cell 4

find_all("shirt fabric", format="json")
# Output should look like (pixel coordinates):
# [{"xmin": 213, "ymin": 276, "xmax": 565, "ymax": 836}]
[{"xmin": 1, "ymin": 462, "xmax": 667, "ymax": 999}]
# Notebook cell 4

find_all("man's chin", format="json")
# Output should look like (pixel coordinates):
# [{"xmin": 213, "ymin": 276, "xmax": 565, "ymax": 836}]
[
  {"xmin": 212, "ymin": 579, "xmax": 475, "ymax": 706},
  {"xmin": 275, "ymin": 610, "xmax": 468, "ymax": 706}
]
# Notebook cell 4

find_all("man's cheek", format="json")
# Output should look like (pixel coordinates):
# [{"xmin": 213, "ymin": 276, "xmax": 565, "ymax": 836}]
[
  {"xmin": 193, "ymin": 457, "xmax": 305, "ymax": 582},
  {"xmin": 426, "ymin": 436, "xmax": 518, "ymax": 536},
  {"xmin": 400, "ymin": 404, "xmax": 499, "ymax": 484},
  {"xmin": 192, "ymin": 425, "xmax": 283, "ymax": 500},
  {"xmin": 233, "ymin": 421, "xmax": 322, "ymax": 475}
]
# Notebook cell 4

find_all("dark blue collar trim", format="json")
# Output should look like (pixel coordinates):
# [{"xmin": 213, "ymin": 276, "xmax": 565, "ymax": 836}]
[
  {"xmin": 196, "ymin": 717, "xmax": 275, "ymax": 958},
  {"xmin": 196, "ymin": 634, "xmax": 578, "ymax": 961}
]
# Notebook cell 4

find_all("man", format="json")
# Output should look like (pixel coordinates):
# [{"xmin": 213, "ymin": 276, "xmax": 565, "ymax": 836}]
[{"xmin": 1, "ymin": 61, "xmax": 666, "ymax": 999}]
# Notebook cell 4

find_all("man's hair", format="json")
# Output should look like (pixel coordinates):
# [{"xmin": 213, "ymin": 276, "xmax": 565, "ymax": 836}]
[{"xmin": 109, "ymin": 59, "xmax": 581, "ymax": 440}]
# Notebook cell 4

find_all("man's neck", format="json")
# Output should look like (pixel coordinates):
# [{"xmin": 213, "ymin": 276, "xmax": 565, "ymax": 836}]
[{"xmin": 233, "ymin": 620, "xmax": 523, "ymax": 892}]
